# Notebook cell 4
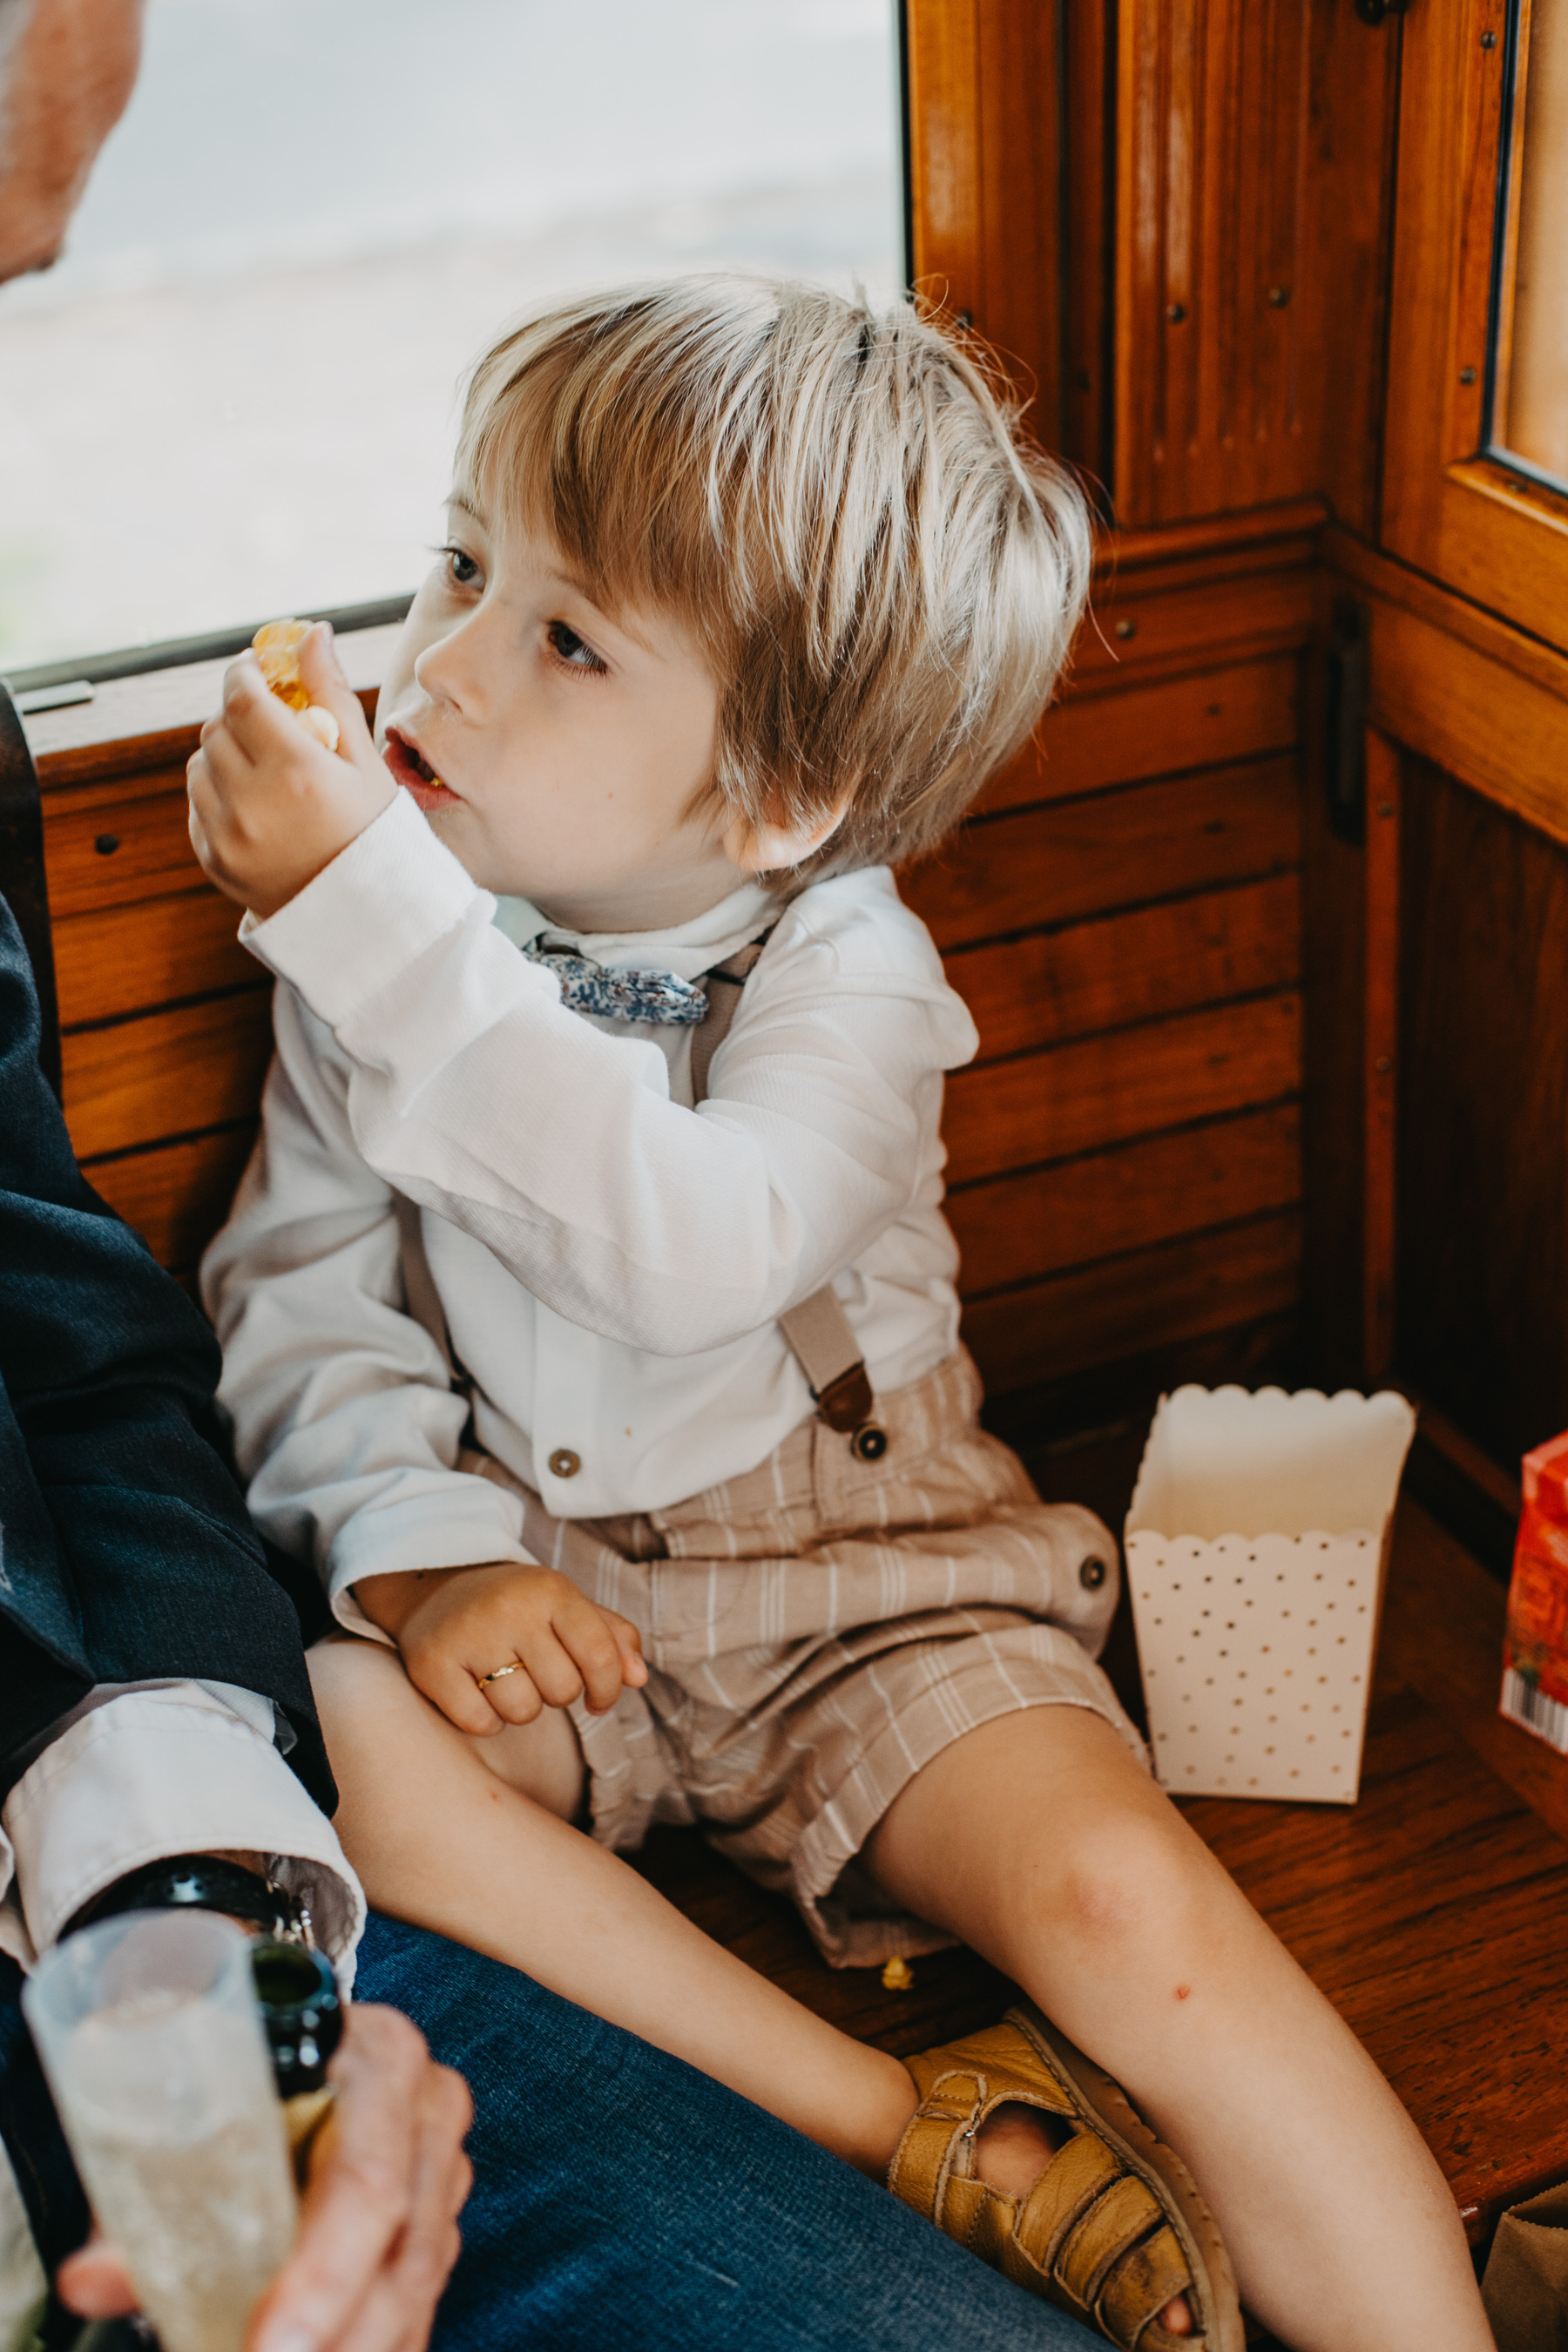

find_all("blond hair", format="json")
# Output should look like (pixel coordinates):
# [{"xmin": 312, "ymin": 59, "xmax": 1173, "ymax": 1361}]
[{"xmin": 458, "ymin": 275, "xmax": 1092, "ymax": 875}]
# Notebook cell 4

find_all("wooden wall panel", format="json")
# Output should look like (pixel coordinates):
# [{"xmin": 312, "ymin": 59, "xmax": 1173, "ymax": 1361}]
[
  {"xmin": 53, "ymin": 889, "xmax": 253, "ymax": 1028},
  {"xmin": 1115, "ymin": 0, "xmax": 1398, "ymax": 529},
  {"xmin": 946, "ymin": 873, "xmax": 1300, "ymax": 1064},
  {"xmin": 87, "ymin": 1126, "xmax": 258, "ymax": 1274},
  {"xmin": 947, "ymin": 1104, "xmax": 1301, "ymax": 1295},
  {"xmin": 964, "ymin": 1210, "xmax": 1302, "ymax": 1396},
  {"xmin": 1397, "ymin": 754, "xmax": 1568, "ymax": 1468},
  {"xmin": 904, "ymin": 0, "xmax": 1062, "ymax": 442},
  {"xmin": 908, "ymin": 760, "xmax": 1300, "ymax": 949},
  {"xmin": 62, "ymin": 990, "xmax": 273, "ymax": 1164},
  {"xmin": 985, "ymin": 656, "xmax": 1301, "ymax": 814},
  {"xmin": 944, "ymin": 993, "xmax": 1301, "ymax": 1186}
]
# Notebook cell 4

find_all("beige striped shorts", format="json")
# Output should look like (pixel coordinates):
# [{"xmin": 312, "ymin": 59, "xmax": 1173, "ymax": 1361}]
[{"xmin": 474, "ymin": 1348, "xmax": 1146, "ymax": 1968}]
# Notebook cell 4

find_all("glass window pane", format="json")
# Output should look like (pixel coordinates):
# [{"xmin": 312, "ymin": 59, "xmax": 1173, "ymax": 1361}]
[
  {"xmin": 1494, "ymin": 1, "xmax": 1568, "ymax": 483},
  {"xmin": 0, "ymin": 0, "xmax": 900, "ymax": 673}
]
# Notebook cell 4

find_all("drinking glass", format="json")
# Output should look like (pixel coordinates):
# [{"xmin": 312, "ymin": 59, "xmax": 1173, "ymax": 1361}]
[{"xmin": 24, "ymin": 1911, "xmax": 297, "ymax": 2352}]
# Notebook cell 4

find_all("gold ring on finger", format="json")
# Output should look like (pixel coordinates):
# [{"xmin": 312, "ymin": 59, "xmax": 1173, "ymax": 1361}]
[{"xmin": 479, "ymin": 1660, "xmax": 523, "ymax": 1687}]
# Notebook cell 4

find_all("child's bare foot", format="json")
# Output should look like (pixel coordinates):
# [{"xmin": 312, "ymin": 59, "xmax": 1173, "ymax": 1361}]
[{"xmin": 974, "ymin": 2103, "xmax": 1194, "ymax": 2336}]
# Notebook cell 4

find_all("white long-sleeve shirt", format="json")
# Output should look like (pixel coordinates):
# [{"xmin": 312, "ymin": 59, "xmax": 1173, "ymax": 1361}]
[
  {"xmin": 0, "ymin": 1682, "xmax": 364, "ymax": 2352},
  {"xmin": 202, "ymin": 789, "xmax": 979, "ymax": 1626}
]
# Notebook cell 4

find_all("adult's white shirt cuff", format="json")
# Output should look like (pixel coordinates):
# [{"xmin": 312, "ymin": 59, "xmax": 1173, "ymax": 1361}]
[{"xmin": 0, "ymin": 1686, "xmax": 364, "ymax": 1985}]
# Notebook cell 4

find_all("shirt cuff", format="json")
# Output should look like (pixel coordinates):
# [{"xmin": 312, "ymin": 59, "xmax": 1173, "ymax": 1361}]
[
  {"xmin": 325, "ymin": 1476, "xmax": 536, "ymax": 1635},
  {"xmin": 241, "ymin": 789, "xmax": 487, "ymax": 1027},
  {"xmin": 1, "ymin": 1687, "xmax": 366, "ymax": 1984}
]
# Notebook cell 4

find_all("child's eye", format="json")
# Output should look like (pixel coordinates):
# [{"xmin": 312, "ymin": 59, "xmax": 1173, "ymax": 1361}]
[
  {"xmin": 438, "ymin": 544, "xmax": 482, "ymax": 588},
  {"xmin": 547, "ymin": 620, "xmax": 609, "ymax": 676}
]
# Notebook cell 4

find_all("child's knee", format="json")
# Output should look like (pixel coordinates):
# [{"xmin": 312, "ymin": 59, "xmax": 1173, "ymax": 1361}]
[{"xmin": 1043, "ymin": 1801, "xmax": 1213, "ymax": 1951}]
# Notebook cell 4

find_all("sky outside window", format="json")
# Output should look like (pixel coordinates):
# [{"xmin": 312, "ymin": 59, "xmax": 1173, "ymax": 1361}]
[{"xmin": 0, "ymin": 0, "xmax": 901, "ymax": 672}]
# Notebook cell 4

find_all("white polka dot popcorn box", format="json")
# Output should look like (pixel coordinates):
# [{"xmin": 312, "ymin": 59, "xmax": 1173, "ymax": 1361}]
[{"xmin": 1125, "ymin": 1385, "xmax": 1416, "ymax": 1803}]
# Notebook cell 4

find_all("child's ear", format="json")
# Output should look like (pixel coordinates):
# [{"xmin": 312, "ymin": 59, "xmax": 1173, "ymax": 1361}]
[{"xmin": 722, "ymin": 793, "xmax": 850, "ymax": 875}]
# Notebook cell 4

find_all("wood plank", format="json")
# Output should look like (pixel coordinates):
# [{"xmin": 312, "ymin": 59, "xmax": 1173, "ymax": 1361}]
[
  {"xmin": 984, "ymin": 657, "xmax": 1301, "ymax": 814},
  {"xmin": 44, "ymin": 773, "xmax": 203, "ymax": 918},
  {"xmin": 948, "ymin": 1105, "xmax": 1301, "ymax": 1297},
  {"xmin": 54, "ymin": 888, "xmax": 254, "ymax": 1029},
  {"xmin": 1369, "ymin": 591, "xmax": 1568, "ymax": 853},
  {"xmin": 85, "ymin": 1125, "xmax": 257, "ymax": 1271},
  {"xmin": 1077, "ymin": 565, "xmax": 1315, "ymax": 687},
  {"xmin": 944, "ymin": 875, "xmax": 1301, "ymax": 1064},
  {"xmin": 961, "ymin": 1210, "xmax": 1302, "ymax": 1393},
  {"xmin": 63, "ymin": 990, "xmax": 274, "ymax": 1164},
  {"xmin": 943, "ymin": 992, "xmax": 1301, "ymax": 1187},
  {"xmin": 909, "ymin": 760, "xmax": 1301, "ymax": 952},
  {"xmin": 1398, "ymin": 754, "xmax": 1568, "ymax": 1466},
  {"xmin": 1114, "ymin": 0, "xmax": 1396, "ymax": 532}
]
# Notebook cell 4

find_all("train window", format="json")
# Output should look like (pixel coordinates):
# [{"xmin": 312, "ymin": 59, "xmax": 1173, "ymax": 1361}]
[
  {"xmin": 1490, "ymin": 0, "xmax": 1568, "ymax": 488},
  {"xmin": 0, "ymin": 0, "xmax": 902, "ymax": 676}
]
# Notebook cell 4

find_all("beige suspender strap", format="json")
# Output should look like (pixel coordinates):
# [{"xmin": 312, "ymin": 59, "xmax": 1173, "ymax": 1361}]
[
  {"xmin": 693, "ymin": 930, "xmax": 884, "ymax": 1450},
  {"xmin": 688, "ymin": 937, "xmax": 768, "ymax": 1104},
  {"xmin": 775, "ymin": 1288, "xmax": 878, "ymax": 1437}
]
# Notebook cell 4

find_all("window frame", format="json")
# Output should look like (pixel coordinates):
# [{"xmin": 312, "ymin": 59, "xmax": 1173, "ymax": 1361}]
[{"xmin": 1382, "ymin": 0, "xmax": 1568, "ymax": 640}]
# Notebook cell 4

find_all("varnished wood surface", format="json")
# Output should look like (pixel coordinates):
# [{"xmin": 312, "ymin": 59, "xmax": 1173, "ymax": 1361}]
[
  {"xmin": 1115, "ymin": 0, "xmax": 1397, "ymax": 532},
  {"xmin": 635, "ymin": 1442, "xmax": 1568, "ymax": 2274},
  {"xmin": 907, "ymin": 759, "xmax": 1301, "ymax": 950},
  {"xmin": 947, "ymin": 1105, "xmax": 1301, "ymax": 1298},
  {"xmin": 62, "ymin": 986, "xmax": 273, "ymax": 1165},
  {"xmin": 945, "ymin": 874, "xmax": 1300, "ymax": 1065},
  {"xmin": 962, "ymin": 1210, "xmax": 1301, "ymax": 1398},
  {"xmin": 1397, "ymin": 754, "xmax": 1568, "ymax": 1467},
  {"xmin": 988, "ymin": 657, "xmax": 1300, "ymax": 815},
  {"xmin": 943, "ymin": 991, "xmax": 1301, "ymax": 1186}
]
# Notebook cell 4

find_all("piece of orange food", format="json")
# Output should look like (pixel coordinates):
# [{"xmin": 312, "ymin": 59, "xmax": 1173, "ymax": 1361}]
[{"xmin": 252, "ymin": 618, "xmax": 341, "ymax": 753}]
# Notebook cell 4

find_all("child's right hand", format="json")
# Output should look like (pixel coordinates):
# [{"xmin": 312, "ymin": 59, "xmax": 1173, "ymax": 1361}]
[{"xmin": 353, "ymin": 1562, "xmax": 647, "ymax": 1736}]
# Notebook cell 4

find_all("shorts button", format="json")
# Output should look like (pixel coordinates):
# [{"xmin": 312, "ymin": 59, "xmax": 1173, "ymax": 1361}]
[
  {"xmin": 548, "ymin": 1449, "xmax": 582, "ymax": 1479},
  {"xmin": 1079, "ymin": 1556, "xmax": 1109, "ymax": 1591},
  {"xmin": 850, "ymin": 1423, "xmax": 889, "ymax": 1463}
]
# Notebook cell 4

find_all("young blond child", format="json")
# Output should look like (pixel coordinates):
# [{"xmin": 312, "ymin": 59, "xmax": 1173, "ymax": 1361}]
[{"xmin": 192, "ymin": 279, "xmax": 1493, "ymax": 2352}]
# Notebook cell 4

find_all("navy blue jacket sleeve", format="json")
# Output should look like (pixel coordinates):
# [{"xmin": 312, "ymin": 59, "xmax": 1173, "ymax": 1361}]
[{"xmin": 0, "ymin": 895, "xmax": 333, "ymax": 1810}]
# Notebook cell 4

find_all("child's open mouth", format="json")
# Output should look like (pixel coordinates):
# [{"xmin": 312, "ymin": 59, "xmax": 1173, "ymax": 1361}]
[{"xmin": 384, "ymin": 727, "xmax": 463, "ymax": 813}]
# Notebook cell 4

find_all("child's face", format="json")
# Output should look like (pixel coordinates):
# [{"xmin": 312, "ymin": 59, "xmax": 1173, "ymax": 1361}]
[{"xmin": 375, "ymin": 494, "xmax": 740, "ymax": 933}]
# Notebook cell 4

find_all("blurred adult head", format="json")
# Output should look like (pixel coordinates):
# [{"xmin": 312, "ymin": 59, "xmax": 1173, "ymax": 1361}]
[{"xmin": 0, "ymin": 0, "xmax": 144, "ymax": 282}]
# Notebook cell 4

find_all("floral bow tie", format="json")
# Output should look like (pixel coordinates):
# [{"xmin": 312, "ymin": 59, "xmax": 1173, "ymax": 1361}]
[{"xmin": 523, "ymin": 942, "xmax": 710, "ymax": 1027}]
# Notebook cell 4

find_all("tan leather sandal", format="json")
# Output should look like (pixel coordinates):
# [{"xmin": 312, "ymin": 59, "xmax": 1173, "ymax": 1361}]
[{"xmin": 887, "ymin": 2006, "xmax": 1243, "ymax": 2352}]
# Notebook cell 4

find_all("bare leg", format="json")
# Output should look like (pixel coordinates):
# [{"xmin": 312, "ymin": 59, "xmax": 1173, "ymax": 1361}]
[
  {"xmin": 309, "ymin": 1639, "xmax": 915, "ymax": 2174},
  {"xmin": 863, "ymin": 1707, "xmax": 1493, "ymax": 2352}
]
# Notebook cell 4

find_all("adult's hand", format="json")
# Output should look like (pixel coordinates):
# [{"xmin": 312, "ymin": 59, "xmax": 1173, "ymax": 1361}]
[{"xmin": 57, "ymin": 2003, "xmax": 473, "ymax": 2352}]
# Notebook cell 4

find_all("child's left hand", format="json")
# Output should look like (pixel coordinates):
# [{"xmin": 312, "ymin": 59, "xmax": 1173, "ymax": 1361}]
[{"xmin": 187, "ymin": 622, "xmax": 396, "ymax": 919}]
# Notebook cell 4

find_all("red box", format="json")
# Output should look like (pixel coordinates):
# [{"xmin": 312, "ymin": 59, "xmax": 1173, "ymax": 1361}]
[{"xmin": 1501, "ymin": 1429, "xmax": 1568, "ymax": 1751}]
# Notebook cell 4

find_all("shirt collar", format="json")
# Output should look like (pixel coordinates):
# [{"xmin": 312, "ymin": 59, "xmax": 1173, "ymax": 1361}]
[{"xmin": 491, "ymin": 879, "xmax": 782, "ymax": 982}]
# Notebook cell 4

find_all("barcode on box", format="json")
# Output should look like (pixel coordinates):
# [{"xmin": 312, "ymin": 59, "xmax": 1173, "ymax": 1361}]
[{"xmin": 1501, "ymin": 1666, "xmax": 1568, "ymax": 1754}]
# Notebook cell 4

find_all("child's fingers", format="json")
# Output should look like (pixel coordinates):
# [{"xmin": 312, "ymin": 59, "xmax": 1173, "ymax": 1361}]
[
  {"xmin": 222, "ymin": 652, "xmax": 328, "ymax": 763},
  {"xmin": 600, "ymin": 1605, "xmax": 649, "ymax": 1692},
  {"xmin": 515, "ymin": 1620, "xmax": 597, "ymax": 1712},
  {"xmin": 404, "ymin": 1648, "xmax": 517, "ymax": 1739},
  {"xmin": 297, "ymin": 622, "xmax": 376, "ymax": 761}
]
